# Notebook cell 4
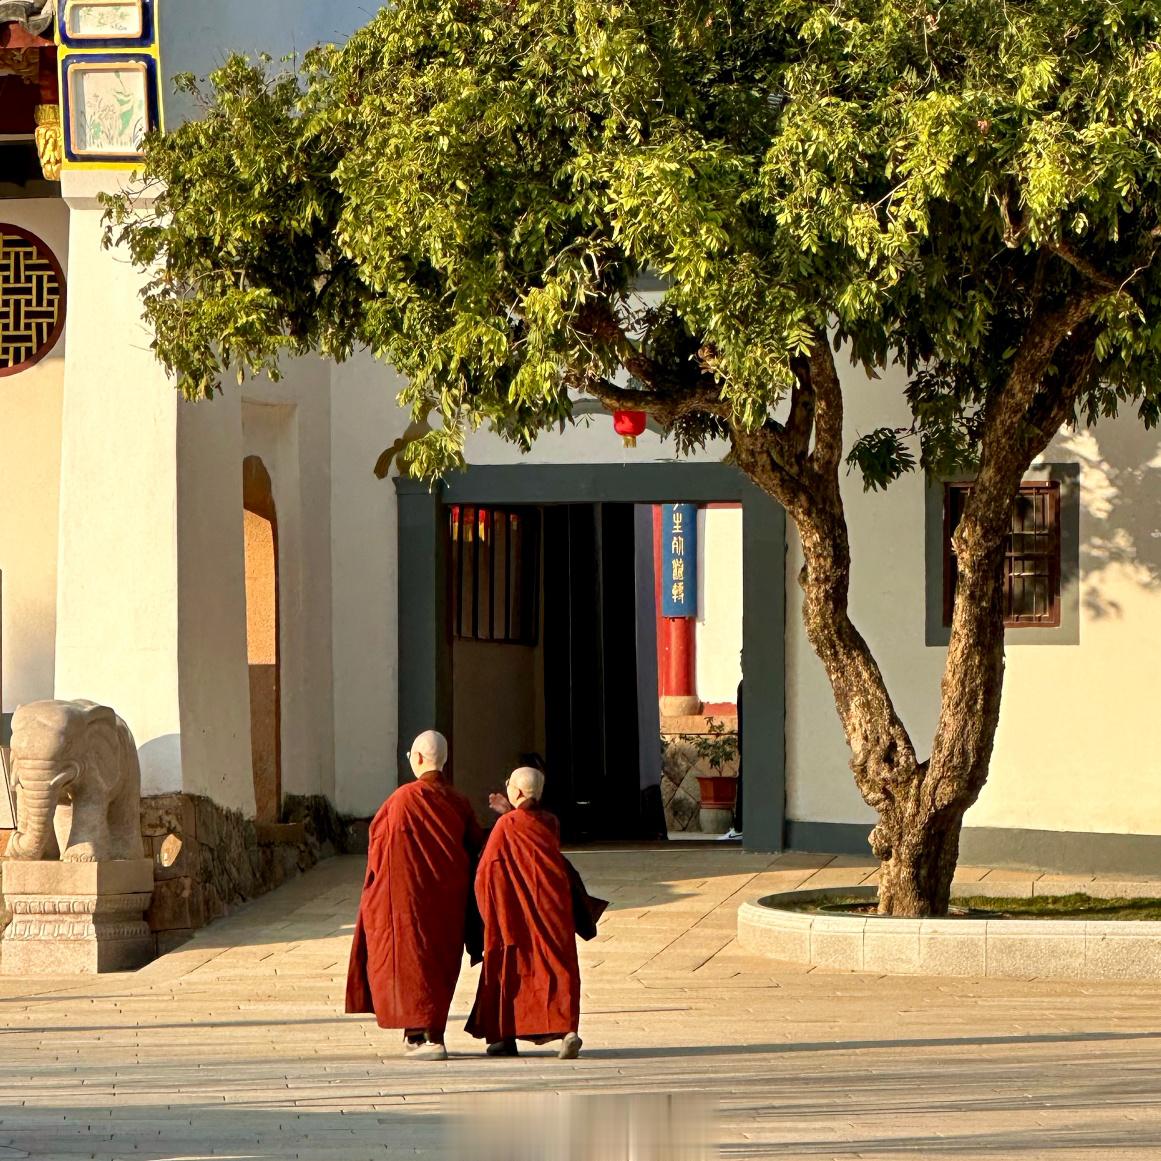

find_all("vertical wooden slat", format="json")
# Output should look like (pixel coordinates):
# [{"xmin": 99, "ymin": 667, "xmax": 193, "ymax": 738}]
[
  {"xmin": 488, "ymin": 508, "xmax": 498, "ymax": 640},
  {"xmin": 471, "ymin": 506, "xmax": 481, "ymax": 638},
  {"xmin": 456, "ymin": 505, "xmax": 466, "ymax": 637},
  {"xmin": 504, "ymin": 511, "xmax": 513, "ymax": 642}
]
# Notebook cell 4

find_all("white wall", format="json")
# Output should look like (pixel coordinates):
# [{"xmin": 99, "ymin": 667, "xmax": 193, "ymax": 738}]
[
  {"xmin": 329, "ymin": 353, "xmax": 411, "ymax": 816},
  {"xmin": 54, "ymin": 198, "xmax": 258, "ymax": 811},
  {"xmin": 784, "ymin": 361, "xmax": 1161, "ymax": 838},
  {"xmin": 697, "ymin": 506, "xmax": 743, "ymax": 705},
  {"xmin": 175, "ymin": 391, "xmax": 254, "ymax": 813},
  {"xmin": 242, "ymin": 361, "xmax": 337, "ymax": 809},
  {"xmin": 0, "ymin": 200, "xmax": 68, "ymax": 711},
  {"xmin": 54, "ymin": 201, "xmax": 184, "ymax": 795}
]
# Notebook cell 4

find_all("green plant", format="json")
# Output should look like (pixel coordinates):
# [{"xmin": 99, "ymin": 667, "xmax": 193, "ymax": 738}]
[{"xmin": 680, "ymin": 717, "xmax": 739, "ymax": 776}]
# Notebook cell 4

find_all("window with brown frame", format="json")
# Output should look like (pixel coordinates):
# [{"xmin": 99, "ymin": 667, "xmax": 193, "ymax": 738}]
[
  {"xmin": 943, "ymin": 482, "xmax": 1062, "ymax": 628},
  {"xmin": 448, "ymin": 505, "xmax": 541, "ymax": 645}
]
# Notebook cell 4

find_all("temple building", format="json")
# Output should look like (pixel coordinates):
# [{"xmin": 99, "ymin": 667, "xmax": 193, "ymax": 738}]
[{"xmin": 1, "ymin": 0, "xmax": 1160, "ymax": 947}]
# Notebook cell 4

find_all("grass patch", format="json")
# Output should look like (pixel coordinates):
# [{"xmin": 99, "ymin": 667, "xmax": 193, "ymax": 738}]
[
  {"xmin": 786, "ymin": 894, "xmax": 1161, "ymax": 921},
  {"xmin": 955, "ymin": 894, "xmax": 1161, "ymax": 921}
]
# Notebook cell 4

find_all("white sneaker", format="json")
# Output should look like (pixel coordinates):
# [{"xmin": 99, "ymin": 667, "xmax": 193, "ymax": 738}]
[
  {"xmin": 558, "ymin": 1032, "xmax": 582, "ymax": 1060},
  {"xmin": 719, "ymin": 828, "xmax": 742, "ymax": 840},
  {"xmin": 405, "ymin": 1041, "xmax": 448, "ymax": 1061}
]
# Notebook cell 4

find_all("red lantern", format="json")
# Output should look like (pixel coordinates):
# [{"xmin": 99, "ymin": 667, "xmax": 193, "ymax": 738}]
[{"xmin": 613, "ymin": 409, "xmax": 647, "ymax": 448}]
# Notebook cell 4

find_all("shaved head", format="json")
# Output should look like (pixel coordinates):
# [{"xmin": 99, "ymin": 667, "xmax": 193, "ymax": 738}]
[
  {"xmin": 410, "ymin": 730, "xmax": 448, "ymax": 774},
  {"xmin": 507, "ymin": 766, "xmax": 545, "ymax": 806}
]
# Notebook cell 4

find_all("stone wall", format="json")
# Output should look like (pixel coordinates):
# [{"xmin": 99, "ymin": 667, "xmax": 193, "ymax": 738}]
[
  {"xmin": 0, "ymin": 792, "xmax": 370, "ymax": 956},
  {"xmin": 660, "ymin": 714, "xmax": 739, "ymax": 834},
  {"xmin": 141, "ymin": 792, "xmax": 369, "ymax": 955}
]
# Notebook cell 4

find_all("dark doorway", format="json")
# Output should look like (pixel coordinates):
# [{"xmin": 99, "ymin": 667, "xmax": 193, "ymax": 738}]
[
  {"xmin": 541, "ymin": 504, "xmax": 660, "ymax": 842},
  {"xmin": 396, "ymin": 462, "xmax": 788, "ymax": 853},
  {"xmin": 243, "ymin": 455, "xmax": 281, "ymax": 823}
]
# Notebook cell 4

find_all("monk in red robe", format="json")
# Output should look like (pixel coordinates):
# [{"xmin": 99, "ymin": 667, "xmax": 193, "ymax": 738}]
[
  {"xmin": 466, "ymin": 767, "xmax": 584, "ymax": 1059},
  {"xmin": 346, "ymin": 730, "xmax": 483, "ymax": 1061}
]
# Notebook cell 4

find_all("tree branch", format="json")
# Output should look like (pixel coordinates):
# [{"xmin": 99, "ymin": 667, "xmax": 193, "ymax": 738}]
[
  {"xmin": 573, "ymin": 299, "xmax": 715, "ymax": 398},
  {"xmin": 805, "ymin": 339, "xmax": 844, "ymax": 482},
  {"xmin": 1046, "ymin": 240, "xmax": 1128, "ymax": 295},
  {"xmin": 566, "ymin": 368, "xmax": 727, "ymax": 425},
  {"xmin": 786, "ymin": 356, "xmax": 815, "ymax": 462}
]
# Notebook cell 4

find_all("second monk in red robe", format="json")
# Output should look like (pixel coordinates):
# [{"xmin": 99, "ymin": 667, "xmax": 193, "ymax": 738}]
[
  {"xmin": 466, "ymin": 766, "xmax": 583, "ymax": 1059},
  {"xmin": 345, "ymin": 730, "xmax": 483, "ymax": 1060}
]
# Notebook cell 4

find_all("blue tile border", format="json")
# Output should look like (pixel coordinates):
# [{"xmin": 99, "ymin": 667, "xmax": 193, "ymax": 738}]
[
  {"xmin": 60, "ymin": 52, "xmax": 159, "ymax": 165},
  {"xmin": 58, "ymin": 0, "xmax": 155, "ymax": 49}
]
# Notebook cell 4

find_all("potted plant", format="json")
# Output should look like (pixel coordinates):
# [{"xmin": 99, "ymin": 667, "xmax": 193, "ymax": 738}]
[{"xmin": 686, "ymin": 718, "xmax": 739, "ymax": 831}]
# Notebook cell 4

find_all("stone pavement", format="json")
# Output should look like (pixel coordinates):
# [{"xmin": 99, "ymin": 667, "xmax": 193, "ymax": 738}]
[{"xmin": 3, "ymin": 849, "xmax": 1161, "ymax": 1160}]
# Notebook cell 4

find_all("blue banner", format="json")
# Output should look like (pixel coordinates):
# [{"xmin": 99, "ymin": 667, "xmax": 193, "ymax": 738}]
[{"xmin": 660, "ymin": 504, "xmax": 698, "ymax": 617}]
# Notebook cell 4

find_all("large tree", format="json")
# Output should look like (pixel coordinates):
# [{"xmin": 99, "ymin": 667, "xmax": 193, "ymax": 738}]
[{"xmin": 105, "ymin": 0, "xmax": 1161, "ymax": 915}]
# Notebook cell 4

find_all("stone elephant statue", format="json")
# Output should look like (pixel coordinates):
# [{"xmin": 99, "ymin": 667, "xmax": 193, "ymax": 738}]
[{"xmin": 4, "ymin": 700, "xmax": 144, "ymax": 862}]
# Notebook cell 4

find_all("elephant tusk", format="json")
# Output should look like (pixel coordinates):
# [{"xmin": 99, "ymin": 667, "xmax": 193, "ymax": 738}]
[{"xmin": 49, "ymin": 767, "xmax": 79, "ymax": 791}]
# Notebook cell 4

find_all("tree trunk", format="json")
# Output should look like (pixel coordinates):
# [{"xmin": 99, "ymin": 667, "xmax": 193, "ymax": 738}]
[
  {"xmin": 727, "ymin": 317, "xmax": 1097, "ymax": 916},
  {"xmin": 875, "ymin": 802, "xmax": 966, "ymax": 916}
]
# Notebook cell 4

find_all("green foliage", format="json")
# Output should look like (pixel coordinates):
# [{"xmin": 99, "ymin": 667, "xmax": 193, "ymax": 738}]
[
  {"xmin": 667, "ymin": 717, "xmax": 740, "ymax": 775},
  {"xmin": 103, "ymin": 0, "xmax": 1161, "ymax": 481}
]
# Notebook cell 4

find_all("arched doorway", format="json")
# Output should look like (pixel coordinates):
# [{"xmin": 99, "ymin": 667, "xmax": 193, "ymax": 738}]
[{"xmin": 243, "ymin": 455, "xmax": 281, "ymax": 822}]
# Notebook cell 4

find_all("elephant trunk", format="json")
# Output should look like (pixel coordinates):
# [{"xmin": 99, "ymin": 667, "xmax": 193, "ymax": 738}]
[{"xmin": 6, "ymin": 765, "xmax": 76, "ymax": 861}]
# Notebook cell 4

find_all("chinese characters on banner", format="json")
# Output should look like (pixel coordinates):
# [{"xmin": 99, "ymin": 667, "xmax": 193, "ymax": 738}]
[{"xmin": 661, "ymin": 503, "xmax": 698, "ymax": 617}]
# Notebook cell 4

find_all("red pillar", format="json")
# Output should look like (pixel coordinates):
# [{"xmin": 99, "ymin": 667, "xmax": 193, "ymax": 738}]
[{"xmin": 653, "ymin": 505, "xmax": 700, "ymax": 717}]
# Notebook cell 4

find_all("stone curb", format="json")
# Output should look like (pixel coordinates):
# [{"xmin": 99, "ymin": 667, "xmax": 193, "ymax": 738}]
[{"xmin": 737, "ymin": 886, "xmax": 1161, "ymax": 981}]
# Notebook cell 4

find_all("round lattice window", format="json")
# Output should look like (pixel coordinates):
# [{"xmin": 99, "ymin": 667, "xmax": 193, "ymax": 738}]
[{"xmin": 0, "ymin": 224, "xmax": 66, "ymax": 377}]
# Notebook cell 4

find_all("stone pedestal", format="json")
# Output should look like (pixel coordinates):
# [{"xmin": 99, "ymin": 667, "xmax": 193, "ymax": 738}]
[
  {"xmin": 699, "ymin": 807, "xmax": 733, "ymax": 834},
  {"xmin": 0, "ymin": 859, "xmax": 155, "ymax": 974}
]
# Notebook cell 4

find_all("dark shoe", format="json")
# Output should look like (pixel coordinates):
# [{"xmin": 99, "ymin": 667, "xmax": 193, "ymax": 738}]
[{"xmin": 486, "ymin": 1038, "xmax": 519, "ymax": 1057}]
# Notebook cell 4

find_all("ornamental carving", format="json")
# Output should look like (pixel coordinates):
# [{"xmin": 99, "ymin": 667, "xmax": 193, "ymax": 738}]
[
  {"xmin": 33, "ymin": 103, "xmax": 62, "ymax": 180},
  {"xmin": 0, "ymin": 226, "xmax": 65, "ymax": 376},
  {"xmin": 0, "ymin": 48, "xmax": 39, "ymax": 83}
]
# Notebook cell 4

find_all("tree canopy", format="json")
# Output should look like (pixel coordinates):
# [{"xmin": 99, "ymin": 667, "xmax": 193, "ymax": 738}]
[
  {"xmin": 106, "ymin": 0, "xmax": 1161, "ymax": 482},
  {"xmin": 104, "ymin": 0, "xmax": 1161, "ymax": 914}
]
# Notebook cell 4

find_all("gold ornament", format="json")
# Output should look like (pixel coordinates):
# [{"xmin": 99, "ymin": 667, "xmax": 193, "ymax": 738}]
[{"xmin": 34, "ymin": 105, "xmax": 63, "ymax": 182}]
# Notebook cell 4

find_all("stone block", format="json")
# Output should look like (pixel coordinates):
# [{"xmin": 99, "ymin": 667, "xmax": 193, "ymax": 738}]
[
  {"xmin": 862, "ymin": 919, "xmax": 921, "ymax": 974},
  {"xmin": 150, "ymin": 832, "xmax": 201, "ymax": 883},
  {"xmin": 141, "ymin": 793, "xmax": 197, "ymax": 840},
  {"xmin": 1085, "ymin": 924, "xmax": 1161, "ymax": 980},
  {"xmin": 255, "ymin": 821, "xmax": 306, "ymax": 846},
  {"xmin": 194, "ymin": 796, "xmax": 220, "ymax": 849},
  {"xmin": 146, "ymin": 876, "xmax": 205, "ymax": 933},
  {"xmin": 918, "ymin": 919, "xmax": 987, "ymax": 977},
  {"xmin": 345, "ymin": 819, "xmax": 370, "ymax": 854},
  {"xmin": 810, "ymin": 915, "xmax": 864, "ymax": 971},
  {"xmin": 699, "ymin": 807, "xmax": 732, "ymax": 835},
  {"xmin": 736, "ymin": 902, "xmax": 811, "ymax": 962},
  {"xmin": 1, "ymin": 858, "xmax": 154, "ymax": 975},
  {"xmin": 984, "ymin": 920, "xmax": 1088, "ymax": 980},
  {"xmin": 2, "ymin": 858, "xmax": 153, "ymax": 895}
]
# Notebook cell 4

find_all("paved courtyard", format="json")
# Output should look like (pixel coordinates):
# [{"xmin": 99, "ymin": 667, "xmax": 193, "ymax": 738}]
[{"xmin": 3, "ymin": 848, "xmax": 1161, "ymax": 1159}]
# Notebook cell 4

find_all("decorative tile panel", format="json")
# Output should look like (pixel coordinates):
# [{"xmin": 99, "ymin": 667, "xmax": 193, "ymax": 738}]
[
  {"xmin": 60, "ymin": 53, "xmax": 158, "ymax": 163},
  {"xmin": 60, "ymin": 0, "xmax": 154, "ymax": 48},
  {"xmin": 57, "ymin": 0, "xmax": 161, "ymax": 169}
]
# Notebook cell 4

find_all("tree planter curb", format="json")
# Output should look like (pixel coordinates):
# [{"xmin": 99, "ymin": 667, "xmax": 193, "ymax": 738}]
[{"xmin": 738, "ymin": 887, "xmax": 1161, "ymax": 981}]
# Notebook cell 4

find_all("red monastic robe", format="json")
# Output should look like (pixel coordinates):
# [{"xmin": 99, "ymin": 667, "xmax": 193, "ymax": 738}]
[
  {"xmin": 345, "ymin": 776, "xmax": 482, "ymax": 1032},
  {"xmin": 465, "ymin": 804, "xmax": 581, "ymax": 1043}
]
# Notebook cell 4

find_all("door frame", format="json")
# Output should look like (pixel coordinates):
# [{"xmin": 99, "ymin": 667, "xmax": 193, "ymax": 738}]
[{"xmin": 394, "ymin": 461, "xmax": 788, "ymax": 852}]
